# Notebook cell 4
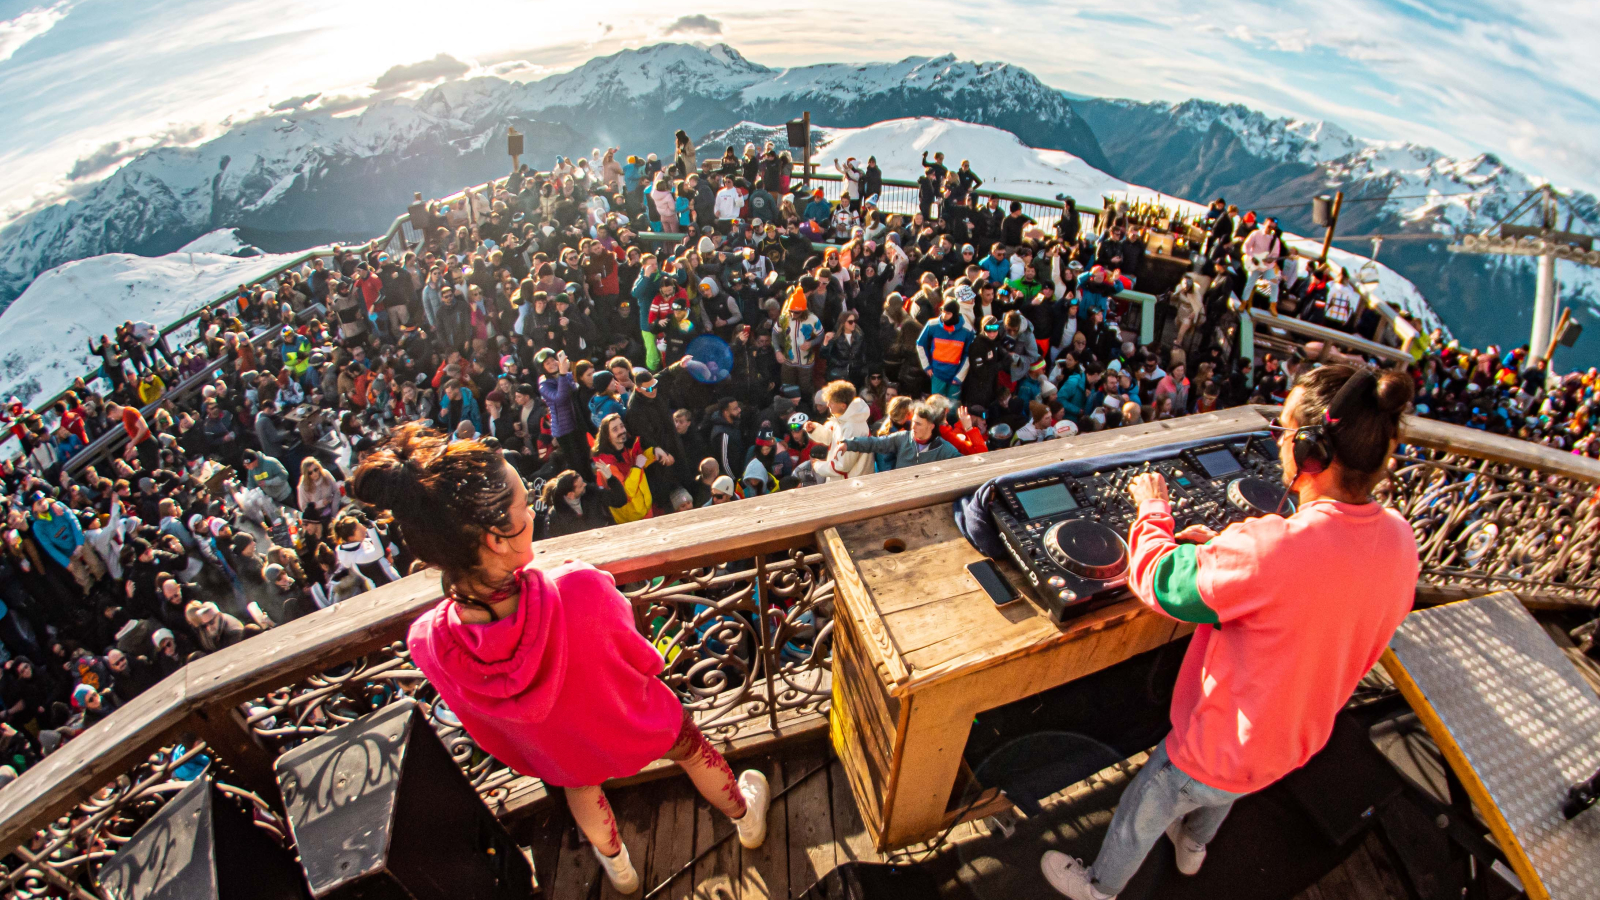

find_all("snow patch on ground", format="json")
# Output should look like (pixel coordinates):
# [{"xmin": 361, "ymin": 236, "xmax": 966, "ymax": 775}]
[
  {"xmin": 814, "ymin": 118, "xmax": 1443, "ymax": 331},
  {"xmin": 0, "ymin": 245, "xmax": 298, "ymax": 404}
]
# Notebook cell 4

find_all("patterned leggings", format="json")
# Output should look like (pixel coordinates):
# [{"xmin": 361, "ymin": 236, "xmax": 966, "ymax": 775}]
[{"xmin": 564, "ymin": 708, "xmax": 747, "ymax": 857}]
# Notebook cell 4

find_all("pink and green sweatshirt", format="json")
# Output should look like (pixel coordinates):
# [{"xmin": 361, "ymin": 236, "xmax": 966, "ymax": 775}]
[{"xmin": 1128, "ymin": 496, "xmax": 1417, "ymax": 794}]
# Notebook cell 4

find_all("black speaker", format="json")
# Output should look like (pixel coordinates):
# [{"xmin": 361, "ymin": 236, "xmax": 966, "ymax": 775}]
[
  {"xmin": 97, "ymin": 772, "xmax": 310, "ymax": 900},
  {"xmin": 274, "ymin": 700, "xmax": 535, "ymax": 900},
  {"xmin": 407, "ymin": 201, "xmax": 428, "ymax": 231},
  {"xmin": 506, "ymin": 129, "xmax": 524, "ymax": 159},
  {"xmin": 1558, "ymin": 318, "xmax": 1583, "ymax": 348},
  {"xmin": 786, "ymin": 119, "xmax": 809, "ymax": 149},
  {"xmin": 1312, "ymin": 195, "xmax": 1333, "ymax": 227}
]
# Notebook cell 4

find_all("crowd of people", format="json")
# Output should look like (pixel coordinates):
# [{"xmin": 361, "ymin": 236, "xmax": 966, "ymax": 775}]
[{"xmin": 0, "ymin": 131, "xmax": 1595, "ymax": 783}]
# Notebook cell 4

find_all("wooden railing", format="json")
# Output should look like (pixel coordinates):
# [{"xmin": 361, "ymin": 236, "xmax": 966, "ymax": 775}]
[{"xmin": 3, "ymin": 405, "xmax": 1599, "ymax": 898}]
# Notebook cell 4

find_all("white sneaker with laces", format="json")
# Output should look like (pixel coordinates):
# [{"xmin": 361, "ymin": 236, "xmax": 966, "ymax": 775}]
[
  {"xmin": 732, "ymin": 769, "xmax": 770, "ymax": 849},
  {"xmin": 1165, "ymin": 819, "xmax": 1207, "ymax": 876},
  {"xmin": 593, "ymin": 842, "xmax": 640, "ymax": 894},
  {"xmin": 1040, "ymin": 851, "xmax": 1116, "ymax": 900}
]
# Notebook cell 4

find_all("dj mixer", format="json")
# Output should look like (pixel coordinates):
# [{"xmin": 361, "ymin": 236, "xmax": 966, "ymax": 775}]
[{"xmin": 989, "ymin": 436, "xmax": 1293, "ymax": 621}]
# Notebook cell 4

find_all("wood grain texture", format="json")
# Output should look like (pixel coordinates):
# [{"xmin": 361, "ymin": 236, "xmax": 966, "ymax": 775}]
[{"xmin": 1252, "ymin": 403, "xmax": 1600, "ymax": 484}]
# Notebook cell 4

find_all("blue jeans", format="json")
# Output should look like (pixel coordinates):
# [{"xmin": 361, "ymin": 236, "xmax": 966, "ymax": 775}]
[
  {"xmin": 930, "ymin": 376, "xmax": 960, "ymax": 399},
  {"xmin": 1089, "ymin": 741, "xmax": 1244, "ymax": 894}
]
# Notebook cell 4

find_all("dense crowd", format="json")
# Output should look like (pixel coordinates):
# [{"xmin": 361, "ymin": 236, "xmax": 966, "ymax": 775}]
[{"xmin": 0, "ymin": 131, "xmax": 1595, "ymax": 780}]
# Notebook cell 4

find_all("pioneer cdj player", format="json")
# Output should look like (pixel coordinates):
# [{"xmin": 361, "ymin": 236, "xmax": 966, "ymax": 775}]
[{"xmin": 990, "ymin": 436, "xmax": 1293, "ymax": 621}]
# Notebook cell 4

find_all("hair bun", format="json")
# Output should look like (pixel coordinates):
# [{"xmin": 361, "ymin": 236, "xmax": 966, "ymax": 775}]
[{"xmin": 1373, "ymin": 370, "xmax": 1415, "ymax": 415}]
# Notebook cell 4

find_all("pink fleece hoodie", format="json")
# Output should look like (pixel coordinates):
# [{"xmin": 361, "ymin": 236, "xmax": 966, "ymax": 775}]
[{"xmin": 407, "ymin": 560, "xmax": 683, "ymax": 787}]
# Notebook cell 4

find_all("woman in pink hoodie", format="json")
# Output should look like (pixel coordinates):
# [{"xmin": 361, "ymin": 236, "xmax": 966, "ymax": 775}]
[{"xmin": 352, "ymin": 424, "xmax": 770, "ymax": 893}]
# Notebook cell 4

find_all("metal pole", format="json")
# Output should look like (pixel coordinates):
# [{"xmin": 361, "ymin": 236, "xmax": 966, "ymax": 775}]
[
  {"xmin": 1531, "ymin": 249, "xmax": 1557, "ymax": 354},
  {"xmin": 802, "ymin": 111, "xmax": 811, "ymax": 188}
]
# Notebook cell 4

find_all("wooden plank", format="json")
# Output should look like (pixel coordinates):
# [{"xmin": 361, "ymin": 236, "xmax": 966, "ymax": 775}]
[
  {"xmin": 828, "ymin": 757, "xmax": 879, "ymax": 867},
  {"xmin": 646, "ymin": 785, "xmax": 698, "ymax": 900},
  {"xmin": 878, "ymin": 682, "xmax": 973, "ymax": 850},
  {"xmin": 818, "ymin": 528, "xmax": 909, "ymax": 688},
  {"xmin": 691, "ymin": 790, "xmax": 739, "ymax": 900},
  {"xmin": 901, "ymin": 600, "xmax": 1190, "ymax": 694},
  {"xmin": 737, "ymin": 754, "xmax": 787, "ymax": 900},
  {"xmin": 785, "ymin": 745, "xmax": 837, "ymax": 896},
  {"xmin": 1380, "ymin": 647, "xmax": 1551, "ymax": 900},
  {"xmin": 548, "ymin": 810, "xmax": 601, "ymax": 900},
  {"xmin": 1399, "ymin": 413, "xmax": 1600, "ymax": 484},
  {"xmin": 600, "ymin": 787, "xmax": 656, "ymax": 900}
]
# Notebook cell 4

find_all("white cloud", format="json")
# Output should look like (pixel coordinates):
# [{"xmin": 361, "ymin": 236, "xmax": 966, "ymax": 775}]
[
  {"xmin": 662, "ymin": 14, "xmax": 722, "ymax": 36},
  {"xmin": 0, "ymin": 1, "xmax": 70, "ymax": 64},
  {"xmin": 371, "ymin": 53, "xmax": 472, "ymax": 90}
]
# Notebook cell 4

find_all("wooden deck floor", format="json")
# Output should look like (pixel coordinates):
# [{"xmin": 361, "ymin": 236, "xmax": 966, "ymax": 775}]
[{"xmin": 509, "ymin": 737, "xmax": 1411, "ymax": 900}]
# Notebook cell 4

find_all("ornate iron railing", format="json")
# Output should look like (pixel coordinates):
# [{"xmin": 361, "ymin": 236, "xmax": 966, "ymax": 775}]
[
  {"xmin": 1384, "ymin": 446, "xmax": 1600, "ymax": 607},
  {"xmin": 0, "ymin": 546, "xmax": 834, "ymax": 898},
  {"xmin": 0, "ymin": 742, "xmax": 287, "ymax": 900}
]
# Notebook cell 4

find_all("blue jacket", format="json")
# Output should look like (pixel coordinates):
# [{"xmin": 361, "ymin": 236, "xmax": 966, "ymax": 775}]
[
  {"xmin": 444, "ymin": 387, "xmax": 484, "ymax": 434},
  {"xmin": 803, "ymin": 199, "xmax": 833, "ymax": 226},
  {"xmin": 915, "ymin": 320, "xmax": 975, "ymax": 385},
  {"xmin": 1060, "ymin": 371, "xmax": 1092, "ymax": 420},
  {"xmin": 30, "ymin": 502, "xmax": 84, "ymax": 568},
  {"xmin": 979, "ymin": 255, "xmax": 1010, "ymax": 285},
  {"xmin": 632, "ymin": 271, "xmax": 664, "ymax": 330},
  {"xmin": 589, "ymin": 392, "xmax": 626, "ymax": 429}
]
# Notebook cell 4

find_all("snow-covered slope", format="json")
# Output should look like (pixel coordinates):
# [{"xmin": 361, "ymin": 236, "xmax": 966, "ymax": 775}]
[
  {"xmin": 0, "ymin": 232, "xmax": 299, "ymax": 405},
  {"xmin": 0, "ymin": 43, "xmax": 1106, "ymax": 311},
  {"xmin": 1077, "ymin": 97, "xmax": 1599, "ymax": 359},
  {"xmin": 710, "ymin": 117, "xmax": 1443, "ymax": 331}
]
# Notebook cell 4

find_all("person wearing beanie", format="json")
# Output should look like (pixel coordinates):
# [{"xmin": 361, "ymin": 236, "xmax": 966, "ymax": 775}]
[
  {"xmin": 704, "ymin": 474, "xmax": 737, "ymax": 506},
  {"xmin": 588, "ymin": 371, "xmax": 626, "ymax": 429},
  {"xmin": 916, "ymin": 299, "xmax": 975, "ymax": 399}
]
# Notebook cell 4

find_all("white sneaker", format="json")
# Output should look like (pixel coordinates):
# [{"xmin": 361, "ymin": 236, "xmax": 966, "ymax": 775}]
[
  {"xmin": 1041, "ymin": 851, "xmax": 1116, "ymax": 899},
  {"xmin": 732, "ymin": 769, "xmax": 770, "ymax": 849},
  {"xmin": 593, "ymin": 842, "xmax": 640, "ymax": 894},
  {"xmin": 1165, "ymin": 819, "xmax": 1207, "ymax": 876}
]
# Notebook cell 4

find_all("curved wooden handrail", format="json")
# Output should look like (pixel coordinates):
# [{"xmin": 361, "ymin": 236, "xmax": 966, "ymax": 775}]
[
  {"xmin": 0, "ymin": 408, "xmax": 1272, "ymax": 854},
  {"xmin": 4, "ymin": 406, "xmax": 1598, "ymax": 858}
]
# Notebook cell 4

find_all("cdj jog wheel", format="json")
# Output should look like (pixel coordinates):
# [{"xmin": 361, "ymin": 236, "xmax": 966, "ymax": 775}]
[
  {"xmin": 1043, "ymin": 520, "xmax": 1129, "ymax": 579},
  {"xmin": 1228, "ymin": 476, "xmax": 1295, "ymax": 516}
]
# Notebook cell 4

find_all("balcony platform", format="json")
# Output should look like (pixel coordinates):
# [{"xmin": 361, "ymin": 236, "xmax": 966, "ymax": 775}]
[{"xmin": 509, "ymin": 734, "xmax": 1410, "ymax": 900}]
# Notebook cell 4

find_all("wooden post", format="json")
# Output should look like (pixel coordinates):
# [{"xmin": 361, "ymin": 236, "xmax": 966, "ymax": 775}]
[
  {"xmin": 802, "ymin": 111, "xmax": 812, "ymax": 189},
  {"xmin": 1319, "ymin": 190, "xmax": 1343, "ymax": 263},
  {"xmin": 188, "ymin": 703, "xmax": 281, "ymax": 808},
  {"xmin": 1542, "ymin": 307, "xmax": 1572, "ymax": 367}
]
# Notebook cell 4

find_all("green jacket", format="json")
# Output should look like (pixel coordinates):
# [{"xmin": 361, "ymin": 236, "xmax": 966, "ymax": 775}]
[{"xmin": 247, "ymin": 455, "xmax": 292, "ymax": 502}]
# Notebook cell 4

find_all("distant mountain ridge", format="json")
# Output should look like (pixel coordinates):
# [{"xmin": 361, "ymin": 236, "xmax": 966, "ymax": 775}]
[
  {"xmin": 0, "ymin": 43, "xmax": 1104, "ymax": 309},
  {"xmin": 1075, "ymin": 97, "xmax": 1600, "ymax": 364},
  {"xmin": 2, "ymin": 42, "xmax": 1596, "ymax": 365}
]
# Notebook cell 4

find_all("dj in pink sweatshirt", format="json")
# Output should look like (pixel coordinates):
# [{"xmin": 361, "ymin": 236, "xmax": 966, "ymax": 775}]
[{"xmin": 407, "ymin": 560, "xmax": 684, "ymax": 787}]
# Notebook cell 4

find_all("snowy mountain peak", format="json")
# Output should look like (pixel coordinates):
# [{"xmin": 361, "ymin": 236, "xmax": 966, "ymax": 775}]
[{"xmin": 520, "ymin": 42, "xmax": 772, "ymax": 108}]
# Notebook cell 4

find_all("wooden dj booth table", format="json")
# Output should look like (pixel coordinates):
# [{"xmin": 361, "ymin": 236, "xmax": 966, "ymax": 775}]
[{"xmin": 821, "ymin": 495, "xmax": 1197, "ymax": 851}]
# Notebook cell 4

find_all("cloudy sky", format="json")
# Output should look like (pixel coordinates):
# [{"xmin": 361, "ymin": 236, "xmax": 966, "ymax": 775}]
[{"xmin": 1, "ymin": 0, "xmax": 1595, "ymax": 221}]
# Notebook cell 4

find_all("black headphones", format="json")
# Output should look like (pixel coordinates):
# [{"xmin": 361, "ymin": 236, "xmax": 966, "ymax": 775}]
[{"xmin": 1290, "ymin": 368, "xmax": 1378, "ymax": 475}]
